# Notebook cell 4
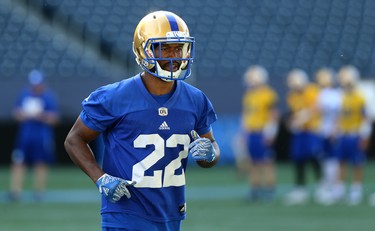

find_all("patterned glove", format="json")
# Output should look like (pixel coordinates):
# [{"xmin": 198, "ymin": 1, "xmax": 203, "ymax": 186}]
[
  {"xmin": 95, "ymin": 173, "xmax": 136, "ymax": 203},
  {"xmin": 189, "ymin": 130, "xmax": 216, "ymax": 162}
]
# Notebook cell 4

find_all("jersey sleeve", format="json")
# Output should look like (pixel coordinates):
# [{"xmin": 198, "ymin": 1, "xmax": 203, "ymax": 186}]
[
  {"xmin": 80, "ymin": 88, "xmax": 119, "ymax": 132},
  {"xmin": 195, "ymin": 93, "xmax": 217, "ymax": 135}
]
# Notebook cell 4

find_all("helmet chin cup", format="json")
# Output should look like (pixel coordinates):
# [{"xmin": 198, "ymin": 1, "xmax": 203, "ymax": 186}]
[{"xmin": 144, "ymin": 61, "xmax": 186, "ymax": 81}]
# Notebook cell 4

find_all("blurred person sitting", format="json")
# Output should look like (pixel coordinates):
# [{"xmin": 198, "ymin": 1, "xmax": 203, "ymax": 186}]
[
  {"xmin": 241, "ymin": 65, "xmax": 279, "ymax": 202},
  {"xmin": 9, "ymin": 69, "xmax": 59, "ymax": 201},
  {"xmin": 284, "ymin": 69, "xmax": 322, "ymax": 205},
  {"xmin": 332, "ymin": 65, "xmax": 371, "ymax": 205},
  {"xmin": 314, "ymin": 68, "xmax": 342, "ymax": 205}
]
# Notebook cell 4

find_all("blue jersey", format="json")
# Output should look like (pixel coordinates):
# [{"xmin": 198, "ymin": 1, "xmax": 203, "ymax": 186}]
[{"xmin": 80, "ymin": 74, "xmax": 217, "ymax": 222}]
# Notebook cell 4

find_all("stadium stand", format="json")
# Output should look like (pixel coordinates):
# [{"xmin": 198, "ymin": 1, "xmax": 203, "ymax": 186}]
[
  {"xmin": 1, "ymin": 0, "xmax": 375, "ymax": 83},
  {"xmin": 0, "ymin": 0, "xmax": 126, "ymax": 81}
]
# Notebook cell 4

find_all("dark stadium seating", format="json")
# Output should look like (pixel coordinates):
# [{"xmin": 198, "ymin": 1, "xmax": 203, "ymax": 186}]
[
  {"xmin": 1, "ymin": 0, "xmax": 375, "ymax": 82},
  {"xmin": 0, "ymin": 0, "xmax": 374, "ymax": 103},
  {"xmin": 0, "ymin": 0, "xmax": 126, "ymax": 80}
]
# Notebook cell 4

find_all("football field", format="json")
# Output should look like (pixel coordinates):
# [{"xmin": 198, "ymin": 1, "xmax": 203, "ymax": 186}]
[{"xmin": 0, "ymin": 163, "xmax": 375, "ymax": 231}]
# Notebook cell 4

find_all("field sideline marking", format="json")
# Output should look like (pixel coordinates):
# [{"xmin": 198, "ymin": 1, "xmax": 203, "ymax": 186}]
[{"xmin": 1, "ymin": 184, "xmax": 375, "ymax": 203}]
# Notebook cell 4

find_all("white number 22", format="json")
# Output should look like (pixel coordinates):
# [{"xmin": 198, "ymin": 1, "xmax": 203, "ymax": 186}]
[{"xmin": 132, "ymin": 134, "xmax": 190, "ymax": 188}]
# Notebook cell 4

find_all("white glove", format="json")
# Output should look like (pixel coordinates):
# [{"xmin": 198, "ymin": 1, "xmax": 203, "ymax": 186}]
[
  {"xmin": 95, "ymin": 173, "xmax": 136, "ymax": 203},
  {"xmin": 188, "ymin": 130, "xmax": 216, "ymax": 162}
]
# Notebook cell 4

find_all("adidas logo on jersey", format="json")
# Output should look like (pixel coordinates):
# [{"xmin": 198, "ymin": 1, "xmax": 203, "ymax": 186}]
[{"xmin": 159, "ymin": 121, "xmax": 170, "ymax": 130}]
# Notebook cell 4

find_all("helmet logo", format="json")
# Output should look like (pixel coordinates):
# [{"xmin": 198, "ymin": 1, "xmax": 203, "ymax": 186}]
[
  {"xmin": 166, "ymin": 31, "xmax": 188, "ymax": 38},
  {"xmin": 158, "ymin": 107, "xmax": 168, "ymax": 116}
]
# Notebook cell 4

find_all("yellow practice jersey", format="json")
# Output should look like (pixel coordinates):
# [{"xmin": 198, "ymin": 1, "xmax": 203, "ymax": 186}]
[
  {"xmin": 242, "ymin": 85, "xmax": 278, "ymax": 131},
  {"xmin": 287, "ymin": 84, "xmax": 320, "ymax": 131},
  {"xmin": 339, "ymin": 90, "xmax": 366, "ymax": 133}
]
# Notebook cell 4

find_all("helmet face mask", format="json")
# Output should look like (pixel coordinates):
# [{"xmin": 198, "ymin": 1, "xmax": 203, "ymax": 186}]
[
  {"xmin": 145, "ymin": 37, "xmax": 194, "ymax": 81},
  {"xmin": 133, "ymin": 11, "xmax": 195, "ymax": 81}
]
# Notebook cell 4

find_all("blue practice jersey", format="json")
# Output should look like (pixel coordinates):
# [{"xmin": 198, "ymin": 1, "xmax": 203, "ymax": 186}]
[{"xmin": 80, "ymin": 74, "xmax": 217, "ymax": 222}]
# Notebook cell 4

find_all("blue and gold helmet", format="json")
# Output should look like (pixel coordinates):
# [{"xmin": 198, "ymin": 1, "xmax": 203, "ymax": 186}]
[{"xmin": 133, "ymin": 11, "xmax": 194, "ymax": 81}]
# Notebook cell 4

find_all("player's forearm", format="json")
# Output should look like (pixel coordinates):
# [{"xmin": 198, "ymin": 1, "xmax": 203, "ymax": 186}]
[{"xmin": 64, "ymin": 135, "xmax": 104, "ymax": 183}]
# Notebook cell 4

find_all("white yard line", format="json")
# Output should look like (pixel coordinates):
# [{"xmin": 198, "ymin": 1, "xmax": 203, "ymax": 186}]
[{"xmin": 1, "ymin": 184, "xmax": 375, "ymax": 203}]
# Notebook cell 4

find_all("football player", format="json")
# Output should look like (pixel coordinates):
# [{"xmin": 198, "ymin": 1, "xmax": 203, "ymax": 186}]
[
  {"xmin": 313, "ymin": 68, "xmax": 342, "ymax": 205},
  {"xmin": 284, "ymin": 69, "xmax": 322, "ymax": 205},
  {"xmin": 241, "ymin": 65, "xmax": 279, "ymax": 202},
  {"xmin": 10, "ymin": 69, "xmax": 59, "ymax": 201},
  {"xmin": 332, "ymin": 65, "xmax": 371, "ymax": 205},
  {"xmin": 64, "ymin": 11, "xmax": 220, "ymax": 230}
]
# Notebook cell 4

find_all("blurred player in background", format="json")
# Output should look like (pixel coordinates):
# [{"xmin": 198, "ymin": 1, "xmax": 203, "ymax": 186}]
[
  {"xmin": 332, "ymin": 65, "xmax": 371, "ymax": 205},
  {"xmin": 64, "ymin": 11, "xmax": 220, "ymax": 231},
  {"xmin": 241, "ymin": 65, "xmax": 279, "ymax": 202},
  {"xmin": 284, "ymin": 69, "xmax": 322, "ymax": 205},
  {"xmin": 10, "ymin": 69, "xmax": 59, "ymax": 201},
  {"xmin": 313, "ymin": 68, "xmax": 342, "ymax": 205}
]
